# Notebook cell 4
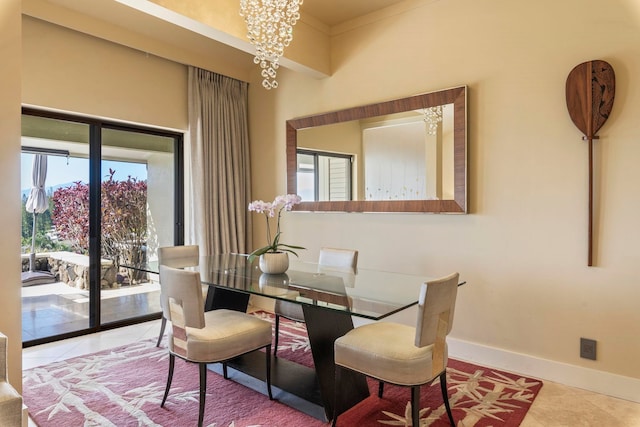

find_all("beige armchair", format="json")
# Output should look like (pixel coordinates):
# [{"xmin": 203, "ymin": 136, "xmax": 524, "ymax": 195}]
[
  {"xmin": 332, "ymin": 273, "xmax": 460, "ymax": 427},
  {"xmin": 159, "ymin": 265, "xmax": 273, "ymax": 427},
  {"xmin": 0, "ymin": 333, "xmax": 22, "ymax": 427}
]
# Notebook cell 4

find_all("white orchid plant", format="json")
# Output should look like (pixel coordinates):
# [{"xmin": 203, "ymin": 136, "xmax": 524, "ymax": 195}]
[{"xmin": 247, "ymin": 194, "xmax": 305, "ymax": 263}]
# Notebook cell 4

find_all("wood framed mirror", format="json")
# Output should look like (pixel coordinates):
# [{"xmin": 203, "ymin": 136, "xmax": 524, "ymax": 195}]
[{"xmin": 286, "ymin": 86, "xmax": 467, "ymax": 213}]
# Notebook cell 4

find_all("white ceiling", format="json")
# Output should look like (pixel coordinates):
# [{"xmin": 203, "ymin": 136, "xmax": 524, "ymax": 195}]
[{"xmin": 301, "ymin": 0, "xmax": 408, "ymax": 27}]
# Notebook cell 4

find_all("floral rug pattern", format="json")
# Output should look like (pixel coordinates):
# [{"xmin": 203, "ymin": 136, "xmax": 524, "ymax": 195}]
[
  {"xmin": 253, "ymin": 310, "xmax": 543, "ymax": 426},
  {"xmin": 24, "ymin": 312, "xmax": 542, "ymax": 426},
  {"xmin": 23, "ymin": 333, "xmax": 325, "ymax": 427},
  {"xmin": 365, "ymin": 362, "xmax": 542, "ymax": 426}
]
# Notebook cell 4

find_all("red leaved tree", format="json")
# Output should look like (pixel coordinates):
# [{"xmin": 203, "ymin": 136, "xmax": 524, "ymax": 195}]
[
  {"xmin": 52, "ymin": 169, "xmax": 147, "ymax": 278},
  {"xmin": 52, "ymin": 182, "xmax": 90, "ymax": 253},
  {"xmin": 101, "ymin": 169, "xmax": 147, "ymax": 276}
]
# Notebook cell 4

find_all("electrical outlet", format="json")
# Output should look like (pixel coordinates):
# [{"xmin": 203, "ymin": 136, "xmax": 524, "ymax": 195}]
[{"xmin": 580, "ymin": 338, "xmax": 597, "ymax": 360}]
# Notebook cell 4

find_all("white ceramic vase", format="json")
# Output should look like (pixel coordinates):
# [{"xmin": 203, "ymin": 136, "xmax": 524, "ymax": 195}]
[{"xmin": 259, "ymin": 252, "xmax": 289, "ymax": 274}]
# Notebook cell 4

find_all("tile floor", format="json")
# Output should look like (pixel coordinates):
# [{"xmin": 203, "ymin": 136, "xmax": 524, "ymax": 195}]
[
  {"xmin": 23, "ymin": 318, "xmax": 640, "ymax": 426},
  {"xmin": 22, "ymin": 281, "xmax": 161, "ymax": 342}
]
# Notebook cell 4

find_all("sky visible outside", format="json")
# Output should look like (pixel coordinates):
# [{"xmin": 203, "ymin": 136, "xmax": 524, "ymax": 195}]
[{"xmin": 21, "ymin": 153, "xmax": 147, "ymax": 192}]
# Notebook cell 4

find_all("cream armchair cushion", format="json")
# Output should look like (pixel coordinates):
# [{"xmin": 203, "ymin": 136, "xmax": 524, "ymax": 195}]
[{"xmin": 334, "ymin": 322, "xmax": 442, "ymax": 386}]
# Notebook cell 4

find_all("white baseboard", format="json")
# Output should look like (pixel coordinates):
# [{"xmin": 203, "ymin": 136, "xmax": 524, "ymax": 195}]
[
  {"xmin": 245, "ymin": 300, "xmax": 640, "ymax": 404},
  {"xmin": 448, "ymin": 337, "xmax": 640, "ymax": 404}
]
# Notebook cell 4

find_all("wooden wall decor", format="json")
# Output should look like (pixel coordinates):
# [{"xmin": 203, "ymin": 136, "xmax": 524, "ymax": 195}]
[{"xmin": 566, "ymin": 60, "xmax": 615, "ymax": 266}]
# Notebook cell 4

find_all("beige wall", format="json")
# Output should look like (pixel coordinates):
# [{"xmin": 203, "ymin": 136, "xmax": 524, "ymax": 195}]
[
  {"xmin": 14, "ymin": 0, "xmax": 640, "ymax": 402},
  {"xmin": 0, "ymin": 0, "xmax": 24, "ymax": 392},
  {"xmin": 249, "ymin": 0, "xmax": 640, "ymax": 391},
  {"xmin": 22, "ymin": 0, "xmax": 254, "ymax": 84},
  {"xmin": 22, "ymin": 16, "xmax": 188, "ymax": 129}
]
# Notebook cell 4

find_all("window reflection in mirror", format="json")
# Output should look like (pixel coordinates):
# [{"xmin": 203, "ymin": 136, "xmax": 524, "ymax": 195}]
[
  {"xmin": 296, "ymin": 150, "xmax": 352, "ymax": 201},
  {"xmin": 296, "ymin": 104, "xmax": 454, "ymax": 202}
]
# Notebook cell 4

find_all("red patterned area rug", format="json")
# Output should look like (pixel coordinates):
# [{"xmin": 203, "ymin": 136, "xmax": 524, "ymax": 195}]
[
  {"xmin": 23, "ymin": 337, "xmax": 325, "ymax": 427},
  {"xmin": 23, "ymin": 311, "xmax": 543, "ymax": 426},
  {"xmin": 335, "ymin": 358, "xmax": 542, "ymax": 427},
  {"xmin": 253, "ymin": 311, "xmax": 544, "ymax": 427}
]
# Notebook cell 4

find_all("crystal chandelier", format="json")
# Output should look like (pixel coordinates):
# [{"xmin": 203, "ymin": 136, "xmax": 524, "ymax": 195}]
[
  {"xmin": 240, "ymin": 0, "xmax": 303, "ymax": 90},
  {"xmin": 423, "ymin": 106, "xmax": 443, "ymax": 135}
]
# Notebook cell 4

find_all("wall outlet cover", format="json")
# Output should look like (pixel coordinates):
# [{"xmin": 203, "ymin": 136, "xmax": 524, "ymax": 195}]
[{"xmin": 580, "ymin": 337, "xmax": 597, "ymax": 360}]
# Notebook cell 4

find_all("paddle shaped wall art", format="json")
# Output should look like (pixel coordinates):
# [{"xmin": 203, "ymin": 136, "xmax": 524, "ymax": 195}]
[{"xmin": 565, "ymin": 60, "xmax": 615, "ymax": 266}]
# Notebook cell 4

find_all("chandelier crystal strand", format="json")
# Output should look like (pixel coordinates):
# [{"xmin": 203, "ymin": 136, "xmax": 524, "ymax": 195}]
[
  {"xmin": 423, "ymin": 106, "xmax": 443, "ymax": 135},
  {"xmin": 240, "ymin": 0, "xmax": 303, "ymax": 89}
]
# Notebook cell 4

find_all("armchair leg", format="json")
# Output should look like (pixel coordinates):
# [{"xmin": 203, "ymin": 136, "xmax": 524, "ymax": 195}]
[
  {"xmin": 156, "ymin": 317, "xmax": 167, "ymax": 347},
  {"xmin": 222, "ymin": 362, "xmax": 228, "ymax": 379},
  {"xmin": 378, "ymin": 381, "xmax": 384, "ymax": 398},
  {"xmin": 161, "ymin": 353, "xmax": 175, "ymax": 407},
  {"xmin": 274, "ymin": 315, "xmax": 281, "ymax": 357},
  {"xmin": 265, "ymin": 344, "xmax": 273, "ymax": 399},
  {"xmin": 439, "ymin": 371, "xmax": 455, "ymax": 426},
  {"xmin": 410, "ymin": 386, "xmax": 420, "ymax": 427},
  {"xmin": 198, "ymin": 363, "xmax": 207, "ymax": 427}
]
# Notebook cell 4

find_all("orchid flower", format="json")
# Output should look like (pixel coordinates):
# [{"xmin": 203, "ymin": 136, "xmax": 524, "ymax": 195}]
[{"xmin": 247, "ymin": 194, "xmax": 305, "ymax": 262}]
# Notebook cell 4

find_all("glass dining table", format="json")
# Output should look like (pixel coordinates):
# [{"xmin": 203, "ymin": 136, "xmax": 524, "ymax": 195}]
[{"xmin": 132, "ymin": 253, "xmax": 461, "ymax": 421}]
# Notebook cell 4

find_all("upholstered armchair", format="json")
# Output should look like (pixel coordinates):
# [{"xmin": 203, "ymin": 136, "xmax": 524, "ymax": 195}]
[
  {"xmin": 0, "ymin": 333, "xmax": 22, "ymax": 427},
  {"xmin": 159, "ymin": 265, "xmax": 273, "ymax": 427},
  {"xmin": 332, "ymin": 273, "xmax": 460, "ymax": 427}
]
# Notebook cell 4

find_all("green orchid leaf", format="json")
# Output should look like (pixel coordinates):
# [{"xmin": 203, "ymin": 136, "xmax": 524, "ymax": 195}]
[
  {"xmin": 247, "ymin": 245, "xmax": 273, "ymax": 263},
  {"xmin": 280, "ymin": 243, "xmax": 305, "ymax": 250}
]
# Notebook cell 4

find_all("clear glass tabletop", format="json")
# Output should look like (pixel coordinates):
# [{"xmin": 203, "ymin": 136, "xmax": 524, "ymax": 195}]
[{"xmin": 138, "ymin": 253, "xmax": 451, "ymax": 320}]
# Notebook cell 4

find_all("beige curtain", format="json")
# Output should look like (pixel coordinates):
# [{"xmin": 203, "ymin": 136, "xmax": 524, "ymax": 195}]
[{"xmin": 187, "ymin": 67, "xmax": 252, "ymax": 255}]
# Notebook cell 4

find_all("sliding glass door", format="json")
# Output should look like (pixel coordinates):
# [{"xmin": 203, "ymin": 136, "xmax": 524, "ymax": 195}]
[
  {"xmin": 21, "ymin": 110, "xmax": 183, "ymax": 345},
  {"xmin": 21, "ymin": 116, "xmax": 92, "ymax": 341},
  {"xmin": 98, "ymin": 127, "xmax": 176, "ymax": 325}
]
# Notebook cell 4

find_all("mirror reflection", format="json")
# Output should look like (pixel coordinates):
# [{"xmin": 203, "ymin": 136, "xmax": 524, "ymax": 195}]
[
  {"xmin": 296, "ymin": 105, "xmax": 454, "ymax": 202},
  {"xmin": 286, "ymin": 86, "xmax": 467, "ymax": 213}
]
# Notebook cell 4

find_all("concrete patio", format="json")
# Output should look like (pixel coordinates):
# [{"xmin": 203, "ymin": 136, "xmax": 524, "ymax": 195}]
[{"xmin": 21, "ymin": 280, "xmax": 160, "ymax": 342}]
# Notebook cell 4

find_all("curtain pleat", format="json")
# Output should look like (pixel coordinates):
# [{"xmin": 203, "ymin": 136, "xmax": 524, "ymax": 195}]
[{"xmin": 187, "ymin": 67, "xmax": 252, "ymax": 255}]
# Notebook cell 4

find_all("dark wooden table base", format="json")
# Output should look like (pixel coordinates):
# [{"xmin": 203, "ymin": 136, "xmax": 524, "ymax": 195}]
[{"xmin": 204, "ymin": 285, "xmax": 370, "ymax": 421}]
